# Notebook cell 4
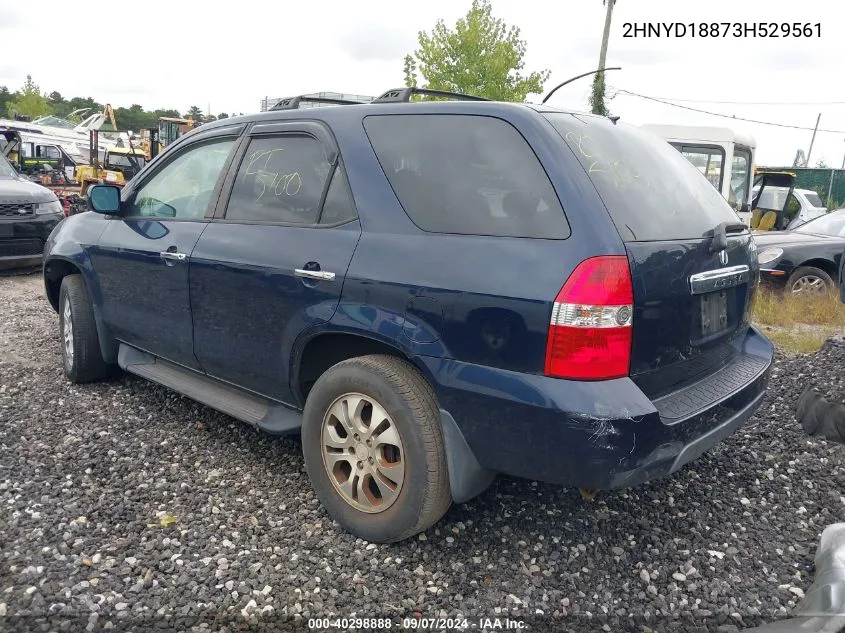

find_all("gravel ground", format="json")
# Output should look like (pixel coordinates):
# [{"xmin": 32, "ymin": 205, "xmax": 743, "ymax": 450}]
[{"xmin": 1, "ymin": 272, "xmax": 844, "ymax": 633}]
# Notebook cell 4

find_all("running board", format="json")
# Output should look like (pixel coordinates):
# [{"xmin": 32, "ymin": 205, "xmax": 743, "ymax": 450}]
[{"xmin": 117, "ymin": 344, "xmax": 302, "ymax": 434}]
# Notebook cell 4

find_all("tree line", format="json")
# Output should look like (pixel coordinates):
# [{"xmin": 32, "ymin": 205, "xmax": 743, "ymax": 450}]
[{"xmin": 0, "ymin": 75, "xmax": 245, "ymax": 131}]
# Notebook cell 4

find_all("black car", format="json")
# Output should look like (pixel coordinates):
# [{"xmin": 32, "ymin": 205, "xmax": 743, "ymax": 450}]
[
  {"xmin": 0, "ymin": 151, "xmax": 64, "ymax": 270},
  {"xmin": 755, "ymin": 209, "xmax": 845, "ymax": 294}
]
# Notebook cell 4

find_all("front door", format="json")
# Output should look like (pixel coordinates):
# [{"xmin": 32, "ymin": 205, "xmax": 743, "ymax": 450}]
[
  {"xmin": 190, "ymin": 123, "xmax": 361, "ymax": 403},
  {"xmin": 89, "ymin": 133, "xmax": 240, "ymax": 369}
]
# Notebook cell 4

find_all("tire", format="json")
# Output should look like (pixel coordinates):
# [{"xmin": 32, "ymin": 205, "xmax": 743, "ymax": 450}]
[
  {"xmin": 301, "ymin": 355, "xmax": 452, "ymax": 543},
  {"xmin": 59, "ymin": 274, "xmax": 110, "ymax": 383},
  {"xmin": 786, "ymin": 266, "xmax": 835, "ymax": 295}
]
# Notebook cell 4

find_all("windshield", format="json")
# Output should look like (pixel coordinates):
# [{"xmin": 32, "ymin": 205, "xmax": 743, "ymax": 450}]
[
  {"xmin": 107, "ymin": 153, "xmax": 146, "ymax": 168},
  {"xmin": 32, "ymin": 115, "xmax": 76, "ymax": 129},
  {"xmin": 0, "ymin": 153, "xmax": 16, "ymax": 178},
  {"xmin": 795, "ymin": 210, "xmax": 845, "ymax": 237},
  {"xmin": 804, "ymin": 192, "xmax": 824, "ymax": 208},
  {"xmin": 545, "ymin": 113, "xmax": 742, "ymax": 241}
]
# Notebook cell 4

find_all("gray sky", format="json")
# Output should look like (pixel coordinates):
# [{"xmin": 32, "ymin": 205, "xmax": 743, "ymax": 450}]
[{"xmin": 1, "ymin": 0, "xmax": 840, "ymax": 166}]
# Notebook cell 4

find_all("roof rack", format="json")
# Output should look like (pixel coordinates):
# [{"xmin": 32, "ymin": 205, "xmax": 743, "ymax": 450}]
[
  {"xmin": 269, "ymin": 95, "xmax": 366, "ymax": 111},
  {"xmin": 372, "ymin": 87, "xmax": 489, "ymax": 104}
]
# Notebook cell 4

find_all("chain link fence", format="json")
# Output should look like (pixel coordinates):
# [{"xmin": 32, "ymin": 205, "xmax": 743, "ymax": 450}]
[{"xmin": 757, "ymin": 167, "xmax": 845, "ymax": 209}]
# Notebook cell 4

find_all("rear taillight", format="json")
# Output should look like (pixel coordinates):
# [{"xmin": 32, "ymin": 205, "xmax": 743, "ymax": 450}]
[{"xmin": 544, "ymin": 256, "xmax": 633, "ymax": 380}]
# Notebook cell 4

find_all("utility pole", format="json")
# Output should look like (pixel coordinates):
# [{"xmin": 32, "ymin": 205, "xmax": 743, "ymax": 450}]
[
  {"xmin": 805, "ymin": 113, "xmax": 821, "ymax": 166},
  {"xmin": 598, "ymin": 0, "xmax": 616, "ymax": 72},
  {"xmin": 590, "ymin": 0, "xmax": 617, "ymax": 115}
]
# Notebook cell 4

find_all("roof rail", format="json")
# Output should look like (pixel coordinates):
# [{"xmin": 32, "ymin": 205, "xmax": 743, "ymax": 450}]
[
  {"xmin": 269, "ymin": 95, "xmax": 366, "ymax": 111},
  {"xmin": 372, "ymin": 87, "xmax": 489, "ymax": 104}
]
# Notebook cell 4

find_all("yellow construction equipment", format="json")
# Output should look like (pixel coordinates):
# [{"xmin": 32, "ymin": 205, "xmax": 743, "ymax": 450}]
[
  {"xmin": 139, "ymin": 116, "xmax": 195, "ymax": 160},
  {"xmin": 75, "ymin": 130, "xmax": 147, "ymax": 197}
]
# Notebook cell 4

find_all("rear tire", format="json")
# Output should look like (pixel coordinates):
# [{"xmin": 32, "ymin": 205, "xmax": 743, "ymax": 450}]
[
  {"xmin": 787, "ymin": 266, "xmax": 834, "ymax": 295},
  {"xmin": 302, "ymin": 355, "xmax": 452, "ymax": 543},
  {"xmin": 59, "ymin": 275, "xmax": 110, "ymax": 383}
]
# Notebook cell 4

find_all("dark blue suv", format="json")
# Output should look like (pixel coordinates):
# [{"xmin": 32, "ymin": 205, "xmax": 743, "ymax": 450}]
[{"xmin": 43, "ymin": 88, "xmax": 774, "ymax": 543}]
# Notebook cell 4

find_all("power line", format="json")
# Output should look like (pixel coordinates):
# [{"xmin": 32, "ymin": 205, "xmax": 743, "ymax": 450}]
[
  {"xmin": 612, "ymin": 89, "xmax": 845, "ymax": 134},
  {"xmin": 605, "ymin": 87, "xmax": 845, "ymax": 107}
]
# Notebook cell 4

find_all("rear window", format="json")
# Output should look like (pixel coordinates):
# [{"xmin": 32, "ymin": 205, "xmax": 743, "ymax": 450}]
[
  {"xmin": 545, "ymin": 113, "xmax": 741, "ymax": 242},
  {"xmin": 805, "ymin": 192, "xmax": 824, "ymax": 208},
  {"xmin": 363, "ymin": 114, "xmax": 570, "ymax": 239}
]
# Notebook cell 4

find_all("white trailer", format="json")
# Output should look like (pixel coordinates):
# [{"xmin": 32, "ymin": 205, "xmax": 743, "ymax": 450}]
[{"xmin": 641, "ymin": 124, "xmax": 756, "ymax": 224}]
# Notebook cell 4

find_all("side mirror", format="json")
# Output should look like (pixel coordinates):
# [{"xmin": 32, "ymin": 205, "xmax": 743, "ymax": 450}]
[{"xmin": 88, "ymin": 184, "xmax": 121, "ymax": 214}]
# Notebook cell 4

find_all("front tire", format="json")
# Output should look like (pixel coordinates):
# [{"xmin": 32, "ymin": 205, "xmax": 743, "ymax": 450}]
[
  {"xmin": 302, "ymin": 355, "xmax": 452, "ymax": 543},
  {"xmin": 59, "ymin": 275, "xmax": 110, "ymax": 383},
  {"xmin": 787, "ymin": 266, "xmax": 835, "ymax": 295}
]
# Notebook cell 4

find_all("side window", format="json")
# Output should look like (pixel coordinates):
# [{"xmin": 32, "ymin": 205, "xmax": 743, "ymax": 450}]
[
  {"xmin": 363, "ymin": 114, "xmax": 569, "ymax": 239},
  {"xmin": 226, "ymin": 135, "xmax": 332, "ymax": 224},
  {"xmin": 126, "ymin": 138, "xmax": 235, "ymax": 219},
  {"xmin": 730, "ymin": 148, "xmax": 751, "ymax": 207},
  {"xmin": 678, "ymin": 145, "xmax": 724, "ymax": 191},
  {"xmin": 319, "ymin": 166, "xmax": 357, "ymax": 225},
  {"xmin": 40, "ymin": 146, "xmax": 61, "ymax": 160}
]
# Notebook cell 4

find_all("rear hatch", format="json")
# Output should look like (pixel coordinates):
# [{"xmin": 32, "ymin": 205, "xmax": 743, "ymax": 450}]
[{"xmin": 544, "ymin": 113, "xmax": 760, "ymax": 400}]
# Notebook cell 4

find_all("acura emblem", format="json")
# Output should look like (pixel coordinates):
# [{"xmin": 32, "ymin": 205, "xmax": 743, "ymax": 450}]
[{"xmin": 718, "ymin": 250, "xmax": 728, "ymax": 265}]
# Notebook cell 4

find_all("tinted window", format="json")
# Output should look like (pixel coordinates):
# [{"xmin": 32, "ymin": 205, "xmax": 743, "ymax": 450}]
[
  {"xmin": 320, "ymin": 166, "xmax": 357, "ymax": 225},
  {"xmin": 226, "ymin": 135, "xmax": 331, "ymax": 224},
  {"xmin": 364, "ymin": 114, "xmax": 569, "ymax": 239},
  {"xmin": 546, "ymin": 113, "xmax": 742, "ymax": 241},
  {"xmin": 127, "ymin": 138, "xmax": 235, "ymax": 219}
]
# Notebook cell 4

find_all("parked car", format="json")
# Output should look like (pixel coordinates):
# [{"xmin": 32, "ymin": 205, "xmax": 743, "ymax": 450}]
[
  {"xmin": 755, "ymin": 209, "xmax": 845, "ymax": 294},
  {"xmin": 752, "ymin": 184, "xmax": 827, "ymax": 230},
  {"xmin": 42, "ymin": 90, "xmax": 774, "ymax": 543},
  {"xmin": 0, "ymin": 150, "xmax": 64, "ymax": 270}
]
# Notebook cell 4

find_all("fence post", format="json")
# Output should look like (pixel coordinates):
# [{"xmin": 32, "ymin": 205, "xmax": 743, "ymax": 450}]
[{"xmin": 827, "ymin": 169, "xmax": 835, "ymax": 207}]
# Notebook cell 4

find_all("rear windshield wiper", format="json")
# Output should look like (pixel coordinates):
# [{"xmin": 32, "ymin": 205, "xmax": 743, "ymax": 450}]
[{"xmin": 705, "ymin": 221, "xmax": 748, "ymax": 254}]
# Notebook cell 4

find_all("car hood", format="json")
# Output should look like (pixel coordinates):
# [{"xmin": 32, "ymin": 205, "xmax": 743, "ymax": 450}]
[
  {"xmin": 0, "ymin": 176, "xmax": 57, "ymax": 204},
  {"xmin": 752, "ymin": 230, "xmax": 845, "ymax": 248}
]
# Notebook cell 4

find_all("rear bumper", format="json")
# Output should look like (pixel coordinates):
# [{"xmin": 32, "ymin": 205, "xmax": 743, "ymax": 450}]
[{"xmin": 421, "ymin": 325, "xmax": 774, "ymax": 490}]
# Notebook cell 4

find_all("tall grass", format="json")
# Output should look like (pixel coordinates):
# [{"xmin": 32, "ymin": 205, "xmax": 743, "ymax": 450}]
[
  {"xmin": 753, "ymin": 290, "xmax": 845, "ymax": 327},
  {"xmin": 752, "ymin": 289, "xmax": 845, "ymax": 353}
]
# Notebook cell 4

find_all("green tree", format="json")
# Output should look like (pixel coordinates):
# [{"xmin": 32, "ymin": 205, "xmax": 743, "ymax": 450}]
[
  {"xmin": 7, "ymin": 75, "xmax": 51, "ymax": 119},
  {"xmin": 0, "ymin": 86, "xmax": 11, "ymax": 118},
  {"xmin": 217, "ymin": 112, "xmax": 229, "ymax": 120},
  {"xmin": 402, "ymin": 0, "xmax": 550, "ymax": 101},
  {"xmin": 186, "ymin": 105, "xmax": 204, "ymax": 124}
]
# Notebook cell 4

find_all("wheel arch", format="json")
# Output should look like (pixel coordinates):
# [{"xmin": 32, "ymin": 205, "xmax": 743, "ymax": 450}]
[
  {"xmin": 44, "ymin": 257, "xmax": 118, "ymax": 363},
  {"xmin": 796, "ymin": 258, "xmax": 839, "ymax": 280},
  {"xmin": 292, "ymin": 329, "xmax": 495, "ymax": 505}
]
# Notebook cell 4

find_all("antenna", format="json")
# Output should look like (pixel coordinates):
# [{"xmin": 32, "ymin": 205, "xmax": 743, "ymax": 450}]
[{"xmin": 541, "ymin": 67, "xmax": 622, "ymax": 104}]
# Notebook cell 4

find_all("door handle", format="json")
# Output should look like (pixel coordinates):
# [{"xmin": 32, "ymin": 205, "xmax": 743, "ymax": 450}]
[
  {"xmin": 160, "ymin": 251, "xmax": 187, "ymax": 262},
  {"xmin": 295, "ymin": 269, "xmax": 335, "ymax": 281}
]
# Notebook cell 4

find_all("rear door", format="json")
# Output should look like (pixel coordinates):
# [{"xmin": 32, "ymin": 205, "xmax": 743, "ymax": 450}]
[
  {"xmin": 189, "ymin": 121, "xmax": 361, "ymax": 403},
  {"xmin": 546, "ymin": 114, "xmax": 760, "ymax": 400}
]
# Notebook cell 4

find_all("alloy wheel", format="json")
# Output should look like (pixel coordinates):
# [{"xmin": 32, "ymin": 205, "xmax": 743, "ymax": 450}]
[
  {"xmin": 320, "ymin": 392, "xmax": 405, "ymax": 513},
  {"xmin": 62, "ymin": 298, "xmax": 74, "ymax": 366}
]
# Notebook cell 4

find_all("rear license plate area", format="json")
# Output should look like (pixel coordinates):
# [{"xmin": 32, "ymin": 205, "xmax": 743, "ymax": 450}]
[{"xmin": 700, "ymin": 290, "xmax": 728, "ymax": 337}]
